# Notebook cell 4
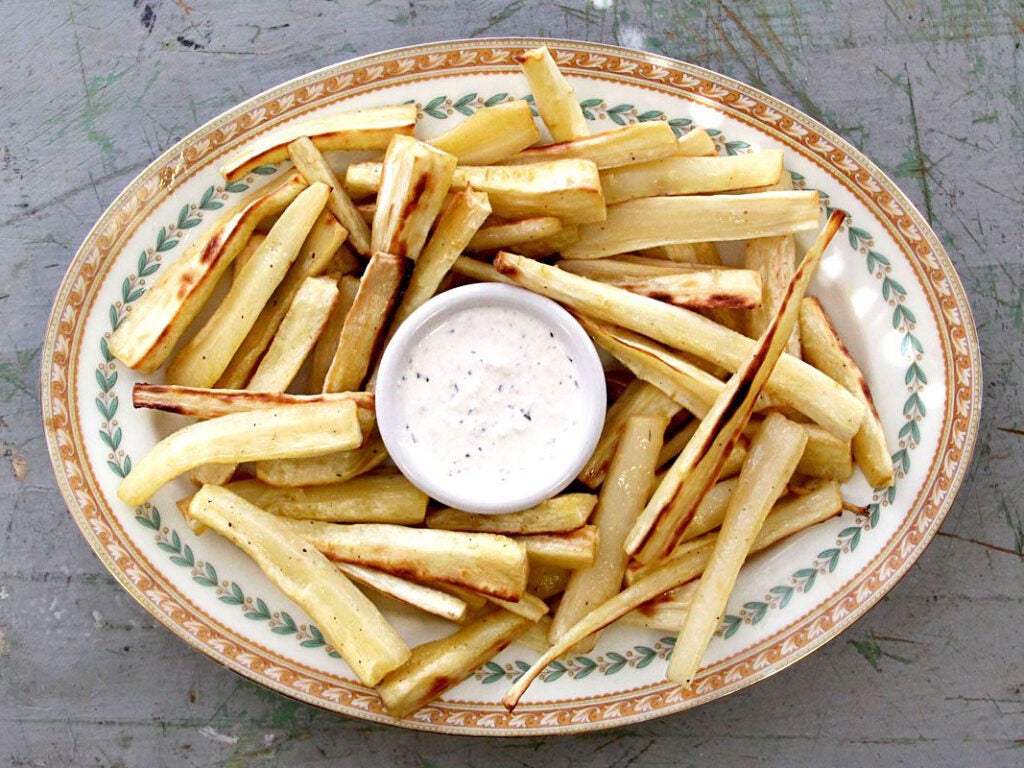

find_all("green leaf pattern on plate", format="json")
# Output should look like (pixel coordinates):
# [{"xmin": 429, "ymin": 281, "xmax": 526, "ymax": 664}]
[{"xmin": 95, "ymin": 96, "xmax": 928, "ymax": 682}]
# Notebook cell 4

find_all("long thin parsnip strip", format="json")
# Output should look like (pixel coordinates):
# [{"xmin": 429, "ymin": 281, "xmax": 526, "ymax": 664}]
[
  {"xmin": 287, "ymin": 136, "xmax": 371, "ymax": 256},
  {"xmin": 745, "ymin": 235, "xmax": 800, "ymax": 357},
  {"xmin": 549, "ymin": 416, "xmax": 666, "ymax": 652},
  {"xmin": 277, "ymin": 521, "xmax": 528, "ymax": 600},
  {"xmin": 186, "ymin": 485, "xmax": 409, "ymax": 686},
  {"xmin": 336, "ymin": 563, "xmax": 467, "ymax": 623},
  {"xmin": 486, "ymin": 592, "xmax": 550, "ymax": 622},
  {"xmin": 426, "ymin": 493, "xmax": 597, "ymax": 535},
  {"xmin": 506, "ymin": 121, "xmax": 678, "ymax": 169},
  {"xmin": 451, "ymin": 255, "xmax": 517, "ymax": 285},
  {"xmin": 600, "ymin": 150, "xmax": 784, "ymax": 204},
  {"xmin": 626, "ymin": 212, "xmax": 845, "ymax": 562},
  {"xmin": 132, "ymin": 383, "xmax": 373, "ymax": 421},
  {"xmin": 379, "ymin": 609, "xmax": 534, "ymax": 719},
  {"xmin": 108, "ymin": 171, "xmax": 307, "ymax": 372},
  {"xmin": 191, "ymin": 274, "xmax": 340, "ymax": 486},
  {"xmin": 466, "ymin": 217, "xmax": 563, "ymax": 253},
  {"xmin": 427, "ymin": 99, "xmax": 540, "ymax": 165},
  {"xmin": 308, "ymin": 275, "xmax": 360, "ymax": 392},
  {"xmin": 676, "ymin": 128, "xmax": 717, "ymax": 157},
  {"xmin": 223, "ymin": 473, "xmax": 427, "ymax": 524},
  {"xmin": 247, "ymin": 275, "xmax": 338, "ymax": 391},
  {"xmin": 501, "ymin": 482, "xmax": 842, "ymax": 709},
  {"xmin": 799, "ymin": 297, "xmax": 894, "ymax": 488},
  {"xmin": 215, "ymin": 208, "xmax": 347, "ymax": 389},
  {"xmin": 117, "ymin": 399, "xmax": 362, "ymax": 505},
  {"xmin": 559, "ymin": 191, "xmax": 820, "ymax": 260},
  {"xmin": 167, "ymin": 183, "xmax": 331, "ymax": 387},
  {"xmin": 580, "ymin": 318, "xmax": 723, "ymax": 419},
  {"xmin": 220, "ymin": 103, "xmax": 416, "ymax": 181},
  {"xmin": 345, "ymin": 159, "xmax": 606, "ymax": 225},
  {"xmin": 371, "ymin": 135, "xmax": 457, "ymax": 259},
  {"xmin": 255, "ymin": 433, "xmax": 388, "ymax": 487},
  {"xmin": 388, "ymin": 186, "xmax": 492, "ymax": 332},
  {"xmin": 513, "ymin": 526, "xmax": 598, "ymax": 569},
  {"xmin": 323, "ymin": 251, "xmax": 406, "ymax": 393},
  {"xmin": 667, "ymin": 413, "xmax": 808, "ymax": 684},
  {"xmin": 492, "ymin": 250, "xmax": 864, "ymax": 440},
  {"xmin": 559, "ymin": 260, "xmax": 763, "ymax": 309},
  {"xmin": 578, "ymin": 379, "xmax": 683, "ymax": 488},
  {"xmin": 515, "ymin": 46, "xmax": 589, "ymax": 142}
]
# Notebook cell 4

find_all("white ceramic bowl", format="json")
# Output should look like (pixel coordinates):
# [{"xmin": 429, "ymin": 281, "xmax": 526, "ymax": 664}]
[{"xmin": 376, "ymin": 283, "xmax": 606, "ymax": 514}]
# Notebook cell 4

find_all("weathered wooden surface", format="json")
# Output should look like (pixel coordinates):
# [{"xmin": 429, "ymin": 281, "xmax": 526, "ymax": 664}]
[{"xmin": 1, "ymin": 1, "xmax": 1021, "ymax": 765}]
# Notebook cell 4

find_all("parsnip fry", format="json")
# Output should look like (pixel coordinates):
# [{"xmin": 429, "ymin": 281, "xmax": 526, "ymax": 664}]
[
  {"xmin": 667, "ymin": 413, "xmax": 808, "ymax": 684},
  {"xmin": 220, "ymin": 103, "xmax": 416, "ymax": 181},
  {"xmin": 187, "ymin": 485, "xmax": 409, "ymax": 686},
  {"xmin": 388, "ymin": 186, "xmax": 492, "ymax": 331},
  {"xmin": 467, "ymin": 217, "xmax": 563, "ymax": 253},
  {"xmin": 745, "ymin": 235, "xmax": 800, "ymax": 357},
  {"xmin": 581, "ymin": 319, "xmax": 723, "ymax": 419},
  {"xmin": 451, "ymin": 256, "xmax": 517, "ymax": 286},
  {"xmin": 600, "ymin": 151, "xmax": 784, "ymax": 204},
  {"xmin": 323, "ymin": 251, "xmax": 406, "ymax": 393},
  {"xmin": 560, "ymin": 191, "xmax": 820, "ymax": 260},
  {"xmin": 167, "ymin": 183, "xmax": 331, "ymax": 387},
  {"xmin": 800, "ymin": 297, "xmax": 894, "ymax": 488},
  {"xmin": 486, "ymin": 592, "xmax": 549, "ymax": 622},
  {"xmin": 118, "ymin": 399, "xmax": 362, "ymax": 505},
  {"xmin": 345, "ymin": 159, "xmax": 606, "ymax": 225},
  {"xmin": 578, "ymin": 379, "xmax": 682, "ymax": 488},
  {"xmin": 559, "ymin": 259, "xmax": 763, "ymax": 309},
  {"xmin": 379, "ymin": 609, "xmax": 533, "ymax": 719},
  {"xmin": 192, "ymin": 284, "xmax": 335, "ymax": 487},
  {"xmin": 371, "ymin": 135, "xmax": 457, "ymax": 259},
  {"xmin": 502, "ymin": 482, "xmax": 841, "ymax": 710},
  {"xmin": 527, "ymin": 565, "xmax": 572, "ymax": 600},
  {"xmin": 247, "ymin": 275, "xmax": 338, "ymax": 391},
  {"xmin": 493, "ymin": 251, "xmax": 864, "ymax": 440},
  {"xmin": 255, "ymin": 433, "xmax": 388, "ymax": 487},
  {"xmin": 215, "ymin": 208, "xmax": 347, "ymax": 389},
  {"xmin": 427, "ymin": 99, "xmax": 540, "ymax": 164},
  {"xmin": 231, "ymin": 233, "xmax": 266, "ymax": 284},
  {"xmin": 309, "ymin": 275, "xmax": 360, "ymax": 391},
  {"xmin": 675, "ymin": 128, "xmax": 718, "ymax": 157},
  {"xmin": 549, "ymin": 416, "xmax": 666, "ymax": 651},
  {"xmin": 224, "ymin": 473, "xmax": 427, "ymax": 524},
  {"xmin": 132, "ymin": 383, "xmax": 373, "ymax": 421},
  {"xmin": 108, "ymin": 171, "xmax": 307, "ymax": 372},
  {"xmin": 337, "ymin": 563, "xmax": 466, "ymax": 622},
  {"xmin": 514, "ymin": 526, "xmax": 598, "ymax": 569},
  {"xmin": 515, "ymin": 46, "xmax": 589, "ymax": 141},
  {"xmin": 279, "ymin": 521, "xmax": 528, "ymax": 600},
  {"xmin": 507, "ymin": 121, "xmax": 678, "ymax": 169},
  {"xmin": 626, "ymin": 212, "xmax": 845, "ymax": 562},
  {"xmin": 426, "ymin": 493, "xmax": 597, "ymax": 535},
  {"xmin": 288, "ymin": 136, "xmax": 371, "ymax": 256}
]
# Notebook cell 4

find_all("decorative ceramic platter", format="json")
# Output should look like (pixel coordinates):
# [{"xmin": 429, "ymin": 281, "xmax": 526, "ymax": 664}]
[{"xmin": 42, "ymin": 38, "xmax": 980, "ymax": 735}]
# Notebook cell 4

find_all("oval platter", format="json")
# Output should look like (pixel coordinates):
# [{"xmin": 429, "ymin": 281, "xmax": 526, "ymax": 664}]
[{"xmin": 41, "ymin": 38, "xmax": 981, "ymax": 735}]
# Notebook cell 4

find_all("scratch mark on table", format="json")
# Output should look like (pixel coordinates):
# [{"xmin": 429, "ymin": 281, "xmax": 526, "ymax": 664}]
[
  {"xmin": 849, "ymin": 632, "xmax": 913, "ymax": 672},
  {"xmin": 472, "ymin": 0, "xmax": 525, "ymax": 36},
  {"xmin": 937, "ymin": 530, "xmax": 1024, "ymax": 558}
]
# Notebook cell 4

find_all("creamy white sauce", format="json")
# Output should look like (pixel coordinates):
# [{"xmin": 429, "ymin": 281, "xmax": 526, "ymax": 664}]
[{"xmin": 392, "ymin": 304, "xmax": 587, "ymax": 500}]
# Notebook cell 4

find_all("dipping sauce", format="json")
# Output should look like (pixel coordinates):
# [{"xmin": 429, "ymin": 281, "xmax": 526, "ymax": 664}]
[{"xmin": 376, "ymin": 284, "xmax": 605, "ymax": 514}]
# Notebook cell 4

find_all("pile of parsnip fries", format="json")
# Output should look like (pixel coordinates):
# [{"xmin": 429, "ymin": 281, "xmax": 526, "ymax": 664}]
[{"xmin": 107, "ymin": 46, "xmax": 893, "ymax": 717}]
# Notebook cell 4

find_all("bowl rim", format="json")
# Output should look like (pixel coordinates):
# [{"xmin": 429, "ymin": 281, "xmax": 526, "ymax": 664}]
[{"xmin": 375, "ymin": 282, "xmax": 607, "ymax": 514}]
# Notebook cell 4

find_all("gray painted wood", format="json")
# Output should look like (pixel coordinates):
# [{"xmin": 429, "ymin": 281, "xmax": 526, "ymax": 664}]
[{"xmin": 1, "ymin": 1, "xmax": 1021, "ymax": 765}]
